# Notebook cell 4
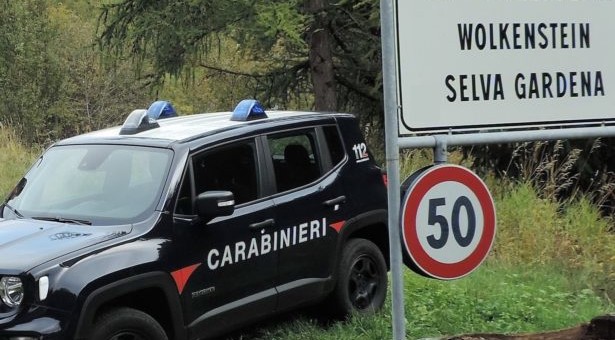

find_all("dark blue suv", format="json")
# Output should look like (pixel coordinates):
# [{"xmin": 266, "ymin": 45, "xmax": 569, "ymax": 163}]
[{"xmin": 0, "ymin": 100, "xmax": 388, "ymax": 340}]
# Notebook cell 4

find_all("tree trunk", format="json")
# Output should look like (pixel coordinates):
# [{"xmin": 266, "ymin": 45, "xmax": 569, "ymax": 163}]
[{"xmin": 306, "ymin": 0, "xmax": 336, "ymax": 111}]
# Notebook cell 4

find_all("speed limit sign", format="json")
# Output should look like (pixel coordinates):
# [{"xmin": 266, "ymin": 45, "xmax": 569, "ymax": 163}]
[{"xmin": 400, "ymin": 164, "xmax": 496, "ymax": 280}]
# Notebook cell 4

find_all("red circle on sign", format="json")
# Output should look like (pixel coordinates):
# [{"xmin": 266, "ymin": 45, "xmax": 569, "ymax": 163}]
[{"xmin": 401, "ymin": 164, "xmax": 496, "ymax": 280}]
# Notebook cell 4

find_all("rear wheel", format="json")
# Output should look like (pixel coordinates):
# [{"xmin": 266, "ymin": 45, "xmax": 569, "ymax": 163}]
[
  {"xmin": 330, "ymin": 238, "xmax": 387, "ymax": 318},
  {"xmin": 90, "ymin": 307, "xmax": 168, "ymax": 340}
]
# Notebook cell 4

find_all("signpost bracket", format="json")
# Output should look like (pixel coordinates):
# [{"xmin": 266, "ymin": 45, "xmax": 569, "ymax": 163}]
[{"xmin": 433, "ymin": 135, "xmax": 448, "ymax": 164}]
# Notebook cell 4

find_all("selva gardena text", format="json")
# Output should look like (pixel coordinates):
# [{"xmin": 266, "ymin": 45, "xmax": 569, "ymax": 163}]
[{"xmin": 445, "ymin": 22, "xmax": 605, "ymax": 102}]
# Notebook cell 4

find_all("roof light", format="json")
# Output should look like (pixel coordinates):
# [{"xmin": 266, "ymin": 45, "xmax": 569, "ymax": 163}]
[
  {"xmin": 119, "ymin": 109, "xmax": 160, "ymax": 135},
  {"xmin": 231, "ymin": 99, "xmax": 267, "ymax": 121},
  {"xmin": 147, "ymin": 100, "xmax": 177, "ymax": 119}
]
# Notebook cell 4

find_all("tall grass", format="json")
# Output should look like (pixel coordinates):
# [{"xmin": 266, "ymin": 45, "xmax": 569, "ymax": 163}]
[
  {"xmin": 0, "ymin": 126, "xmax": 38, "ymax": 198},
  {"xmin": 498, "ymin": 139, "xmax": 615, "ymax": 212},
  {"xmin": 493, "ymin": 180, "xmax": 615, "ymax": 301}
]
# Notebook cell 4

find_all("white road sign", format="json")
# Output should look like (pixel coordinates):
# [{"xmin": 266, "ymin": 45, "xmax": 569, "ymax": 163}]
[{"xmin": 397, "ymin": 0, "xmax": 615, "ymax": 134}]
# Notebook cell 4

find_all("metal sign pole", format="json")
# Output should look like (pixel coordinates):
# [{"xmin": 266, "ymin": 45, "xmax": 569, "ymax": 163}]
[
  {"xmin": 399, "ymin": 126, "xmax": 615, "ymax": 149},
  {"xmin": 380, "ymin": 0, "xmax": 406, "ymax": 339}
]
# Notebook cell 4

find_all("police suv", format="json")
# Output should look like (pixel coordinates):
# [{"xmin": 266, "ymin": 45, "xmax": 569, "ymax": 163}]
[{"xmin": 0, "ymin": 100, "xmax": 389, "ymax": 339}]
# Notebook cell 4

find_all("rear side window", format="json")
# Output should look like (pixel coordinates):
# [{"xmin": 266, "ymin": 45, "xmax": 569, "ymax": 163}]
[
  {"xmin": 268, "ymin": 130, "xmax": 320, "ymax": 192},
  {"xmin": 323, "ymin": 125, "xmax": 345, "ymax": 166}
]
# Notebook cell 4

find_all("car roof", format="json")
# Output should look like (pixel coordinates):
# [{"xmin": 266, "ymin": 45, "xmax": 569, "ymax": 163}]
[{"xmin": 57, "ymin": 110, "xmax": 351, "ymax": 147}]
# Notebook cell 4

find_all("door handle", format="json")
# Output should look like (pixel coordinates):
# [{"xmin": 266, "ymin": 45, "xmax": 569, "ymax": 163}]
[
  {"xmin": 323, "ymin": 195, "xmax": 346, "ymax": 207},
  {"xmin": 249, "ymin": 218, "xmax": 275, "ymax": 230}
]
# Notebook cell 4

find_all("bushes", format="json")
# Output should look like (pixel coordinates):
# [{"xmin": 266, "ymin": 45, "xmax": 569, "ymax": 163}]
[
  {"xmin": 0, "ymin": 1, "xmax": 153, "ymax": 145},
  {"xmin": 494, "ymin": 182, "xmax": 615, "ymax": 300},
  {"xmin": 468, "ymin": 139, "xmax": 615, "ymax": 215},
  {"xmin": 0, "ymin": 127, "xmax": 38, "ymax": 198}
]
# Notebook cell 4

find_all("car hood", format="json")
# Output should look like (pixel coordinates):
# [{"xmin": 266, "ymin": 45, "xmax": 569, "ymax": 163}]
[{"xmin": 0, "ymin": 218, "xmax": 132, "ymax": 273}]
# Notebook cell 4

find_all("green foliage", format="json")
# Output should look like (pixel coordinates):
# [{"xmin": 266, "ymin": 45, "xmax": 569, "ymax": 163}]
[
  {"xmin": 155, "ymin": 40, "xmax": 285, "ymax": 114},
  {"xmin": 0, "ymin": 1, "xmax": 154, "ymax": 144},
  {"xmin": 244, "ymin": 0, "xmax": 307, "ymax": 52},
  {"xmin": 0, "ymin": 128, "xmax": 38, "ymax": 198},
  {"xmin": 48, "ymin": 3, "xmax": 153, "ymax": 131},
  {"xmin": 99, "ymin": 0, "xmax": 270, "ymax": 76},
  {"xmin": 494, "ymin": 181, "xmax": 615, "ymax": 299},
  {"xmin": 397, "ymin": 149, "xmax": 433, "ymax": 178},
  {"xmin": 98, "ymin": 0, "xmax": 384, "ymax": 123},
  {"xmin": 468, "ymin": 138, "xmax": 615, "ymax": 216},
  {"xmin": 0, "ymin": 0, "xmax": 65, "ymax": 143},
  {"xmin": 397, "ymin": 148, "xmax": 471, "ymax": 178},
  {"xmin": 99, "ymin": 0, "xmax": 313, "ymax": 109},
  {"xmin": 402, "ymin": 267, "xmax": 609, "ymax": 337}
]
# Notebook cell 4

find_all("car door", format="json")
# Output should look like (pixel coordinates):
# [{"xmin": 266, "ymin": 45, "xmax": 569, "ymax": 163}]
[
  {"xmin": 171, "ymin": 138, "xmax": 278, "ymax": 337},
  {"xmin": 265, "ymin": 125, "xmax": 349, "ymax": 309}
]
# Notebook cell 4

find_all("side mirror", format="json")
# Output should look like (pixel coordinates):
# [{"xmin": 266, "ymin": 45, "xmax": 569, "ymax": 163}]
[{"xmin": 196, "ymin": 191, "xmax": 235, "ymax": 219}]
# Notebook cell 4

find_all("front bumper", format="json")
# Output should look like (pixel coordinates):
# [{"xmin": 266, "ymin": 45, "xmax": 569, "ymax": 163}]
[{"xmin": 0, "ymin": 307, "xmax": 70, "ymax": 340}]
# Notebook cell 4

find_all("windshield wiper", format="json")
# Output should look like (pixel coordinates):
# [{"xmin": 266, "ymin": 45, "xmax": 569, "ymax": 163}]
[
  {"xmin": 32, "ymin": 216, "xmax": 92, "ymax": 226},
  {"xmin": 2, "ymin": 203, "xmax": 24, "ymax": 218}
]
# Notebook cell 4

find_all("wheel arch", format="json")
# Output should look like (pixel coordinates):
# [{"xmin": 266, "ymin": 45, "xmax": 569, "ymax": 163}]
[
  {"xmin": 337, "ymin": 209, "xmax": 389, "ymax": 269},
  {"xmin": 74, "ymin": 271, "xmax": 186, "ymax": 340}
]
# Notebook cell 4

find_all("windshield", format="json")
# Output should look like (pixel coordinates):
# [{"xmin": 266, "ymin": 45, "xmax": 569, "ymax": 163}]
[{"xmin": 2, "ymin": 144, "xmax": 173, "ymax": 225}]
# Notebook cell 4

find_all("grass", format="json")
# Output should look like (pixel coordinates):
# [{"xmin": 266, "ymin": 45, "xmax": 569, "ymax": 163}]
[
  {"xmin": 403, "ymin": 266, "xmax": 608, "ymax": 336},
  {"xmin": 1, "ymin": 131, "xmax": 613, "ymax": 338},
  {"xmin": 492, "ymin": 180, "xmax": 615, "ymax": 300},
  {"xmin": 229, "ymin": 266, "xmax": 609, "ymax": 339}
]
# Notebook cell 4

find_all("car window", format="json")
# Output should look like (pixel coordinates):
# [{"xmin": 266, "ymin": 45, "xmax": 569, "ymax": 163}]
[
  {"xmin": 191, "ymin": 140, "xmax": 259, "ymax": 206},
  {"xmin": 6, "ymin": 145, "xmax": 172, "ymax": 225},
  {"xmin": 267, "ymin": 129, "xmax": 321, "ymax": 192},
  {"xmin": 323, "ymin": 125, "xmax": 345, "ymax": 167},
  {"xmin": 174, "ymin": 166, "xmax": 194, "ymax": 215}
]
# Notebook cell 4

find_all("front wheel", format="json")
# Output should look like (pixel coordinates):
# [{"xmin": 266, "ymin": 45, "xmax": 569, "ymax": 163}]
[
  {"xmin": 330, "ymin": 238, "xmax": 388, "ymax": 318},
  {"xmin": 90, "ymin": 307, "xmax": 168, "ymax": 340}
]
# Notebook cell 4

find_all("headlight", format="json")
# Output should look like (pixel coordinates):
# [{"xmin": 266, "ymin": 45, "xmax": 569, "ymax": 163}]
[{"xmin": 0, "ymin": 276, "xmax": 24, "ymax": 308}]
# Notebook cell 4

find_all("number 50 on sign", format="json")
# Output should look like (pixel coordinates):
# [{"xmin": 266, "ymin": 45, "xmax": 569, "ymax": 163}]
[{"xmin": 400, "ymin": 164, "xmax": 496, "ymax": 280}]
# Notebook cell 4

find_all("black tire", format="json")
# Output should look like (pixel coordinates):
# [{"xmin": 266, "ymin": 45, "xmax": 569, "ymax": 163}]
[
  {"xmin": 330, "ymin": 238, "xmax": 387, "ymax": 318},
  {"xmin": 90, "ymin": 307, "xmax": 168, "ymax": 340}
]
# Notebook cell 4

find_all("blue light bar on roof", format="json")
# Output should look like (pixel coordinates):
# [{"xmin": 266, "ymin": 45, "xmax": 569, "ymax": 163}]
[
  {"xmin": 147, "ymin": 100, "xmax": 178, "ymax": 120},
  {"xmin": 231, "ymin": 99, "xmax": 267, "ymax": 121}
]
